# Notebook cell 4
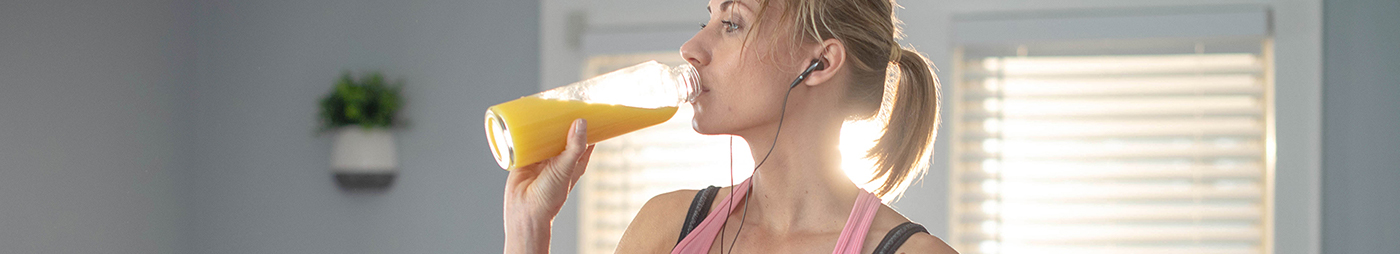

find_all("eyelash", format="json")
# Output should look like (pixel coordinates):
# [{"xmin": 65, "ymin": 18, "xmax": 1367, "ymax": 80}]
[{"xmin": 699, "ymin": 20, "xmax": 740, "ymax": 32}]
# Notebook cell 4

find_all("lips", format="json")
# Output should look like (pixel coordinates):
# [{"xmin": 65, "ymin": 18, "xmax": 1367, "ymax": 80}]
[{"xmin": 691, "ymin": 86, "xmax": 710, "ymax": 106}]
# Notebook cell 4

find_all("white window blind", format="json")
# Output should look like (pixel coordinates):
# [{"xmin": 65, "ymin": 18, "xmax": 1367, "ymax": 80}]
[
  {"xmin": 948, "ymin": 39, "xmax": 1272, "ymax": 254},
  {"xmin": 575, "ymin": 53, "xmax": 888, "ymax": 254}
]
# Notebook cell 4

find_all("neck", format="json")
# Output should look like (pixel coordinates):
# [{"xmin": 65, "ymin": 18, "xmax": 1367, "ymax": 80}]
[{"xmin": 736, "ymin": 106, "xmax": 861, "ymax": 233}]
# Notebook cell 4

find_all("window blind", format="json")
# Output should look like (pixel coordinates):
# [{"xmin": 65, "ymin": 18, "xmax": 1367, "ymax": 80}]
[{"xmin": 948, "ymin": 40, "xmax": 1272, "ymax": 254}]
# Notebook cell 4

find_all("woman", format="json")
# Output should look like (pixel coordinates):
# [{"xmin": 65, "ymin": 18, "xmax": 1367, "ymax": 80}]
[{"xmin": 505, "ymin": 0, "xmax": 956, "ymax": 253}]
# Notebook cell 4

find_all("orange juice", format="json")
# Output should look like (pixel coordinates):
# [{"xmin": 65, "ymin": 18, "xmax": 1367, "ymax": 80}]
[{"xmin": 485, "ymin": 96, "xmax": 678, "ymax": 169}]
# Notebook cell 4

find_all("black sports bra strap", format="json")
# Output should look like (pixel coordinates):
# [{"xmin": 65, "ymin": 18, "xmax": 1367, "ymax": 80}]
[
  {"xmin": 873, "ymin": 222, "xmax": 929, "ymax": 254},
  {"xmin": 677, "ymin": 186, "xmax": 721, "ymax": 245}
]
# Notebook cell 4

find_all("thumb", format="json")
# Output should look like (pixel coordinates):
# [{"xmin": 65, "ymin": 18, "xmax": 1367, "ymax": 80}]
[
  {"xmin": 567, "ymin": 144, "xmax": 596, "ymax": 191},
  {"xmin": 545, "ymin": 119, "xmax": 588, "ymax": 182}
]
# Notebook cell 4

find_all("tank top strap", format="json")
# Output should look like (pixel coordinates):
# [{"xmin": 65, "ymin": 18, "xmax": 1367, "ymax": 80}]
[
  {"xmin": 831, "ymin": 190, "xmax": 881, "ymax": 254},
  {"xmin": 671, "ymin": 178, "xmax": 753, "ymax": 254},
  {"xmin": 671, "ymin": 180, "xmax": 881, "ymax": 254}
]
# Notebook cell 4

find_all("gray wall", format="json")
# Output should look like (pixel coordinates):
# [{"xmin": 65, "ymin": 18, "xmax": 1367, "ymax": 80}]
[
  {"xmin": 1322, "ymin": 0, "xmax": 1400, "ymax": 253},
  {"xmin": 0, "ymin": 0, "xmax": 192, "ymax": 253},
  {"xmin": 187, "ymin": 0, "xmax": 537, "ymax": 253}
]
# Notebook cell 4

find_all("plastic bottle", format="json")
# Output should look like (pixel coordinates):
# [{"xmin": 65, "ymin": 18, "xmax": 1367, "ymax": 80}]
[{"xmin": 484, "ymin": 61, "xmax": 700, "ymax": 170}]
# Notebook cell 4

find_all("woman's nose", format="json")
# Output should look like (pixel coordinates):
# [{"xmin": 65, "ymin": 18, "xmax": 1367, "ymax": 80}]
[{"xmin": 680, "ymin": 30, "xmax": 710, "ymax": 68}]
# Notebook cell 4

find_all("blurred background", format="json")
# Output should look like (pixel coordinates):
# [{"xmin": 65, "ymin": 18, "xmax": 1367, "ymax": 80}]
[{"xmin": 0, "ymin": 0, "xmax": 1395, "ymax": 253}]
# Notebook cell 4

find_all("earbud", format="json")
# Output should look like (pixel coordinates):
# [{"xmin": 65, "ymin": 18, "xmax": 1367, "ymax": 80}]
[{"xmin": 791, "ymin": 58, "xmax": 826, "ymax": 88}]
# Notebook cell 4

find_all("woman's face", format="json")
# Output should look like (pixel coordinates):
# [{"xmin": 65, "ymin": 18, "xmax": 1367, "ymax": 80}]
[{"xmin": 682, "ymin": 0, "xmax": 811, "ymax": 135}]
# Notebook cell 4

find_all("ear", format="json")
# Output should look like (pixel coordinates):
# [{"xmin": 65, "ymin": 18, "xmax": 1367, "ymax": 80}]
[{"xmin": 801, "ymin": 38, "xmax": 846, "ymax": 87}]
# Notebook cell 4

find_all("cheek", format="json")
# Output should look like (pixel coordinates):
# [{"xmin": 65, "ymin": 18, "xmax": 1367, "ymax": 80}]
[
  {"xmin": 692, "ymin": 85, "xmax": 742, "ymax": 134},
  {"xmin": 690, "ymin": 36, "xmax": 795, "ymax": 133},
  {"xmin": 692, "ymin": 78, "xmax": 782, "ymax": 134}
]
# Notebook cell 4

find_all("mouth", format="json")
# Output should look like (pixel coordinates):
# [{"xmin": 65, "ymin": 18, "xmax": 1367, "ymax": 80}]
[{"xmin": 690, "ymin": 86, "xmax": 710, "ymax": 106}]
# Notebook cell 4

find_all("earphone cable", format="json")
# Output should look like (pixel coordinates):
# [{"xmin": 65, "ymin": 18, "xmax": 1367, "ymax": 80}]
[{"xmin": 724, "ymin": 79, "xmax": 799, "ymax": 254}]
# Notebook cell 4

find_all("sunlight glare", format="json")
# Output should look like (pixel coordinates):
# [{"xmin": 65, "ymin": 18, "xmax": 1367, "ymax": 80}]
[{"xmin": 839, "ymin": 119, "xmax": 883, "ymax": 191}]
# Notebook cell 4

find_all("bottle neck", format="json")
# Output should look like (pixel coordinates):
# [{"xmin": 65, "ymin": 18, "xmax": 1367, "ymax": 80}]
[{"xmin": 675, "ymin": 63, "xmax": 701, "ymax": 104}]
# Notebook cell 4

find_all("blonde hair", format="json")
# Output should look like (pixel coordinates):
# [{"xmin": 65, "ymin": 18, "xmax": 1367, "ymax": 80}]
[{"xmin": 752, "ymin": 0, "xmax": 942, "ymax": 199}]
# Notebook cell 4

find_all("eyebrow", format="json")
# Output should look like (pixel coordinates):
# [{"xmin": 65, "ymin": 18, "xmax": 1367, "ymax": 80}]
[{"xmin": 706, "ymin": 0, "xmax": 737, "ymax": 14}]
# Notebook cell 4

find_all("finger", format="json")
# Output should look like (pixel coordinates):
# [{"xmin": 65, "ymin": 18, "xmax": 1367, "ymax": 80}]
[
  {"xmin": 567, "ymin": 144, "xmax": 596, "ymax": 191},
  {"xmin": 545, "ymin": 119, "xmax": 588, "ymax": 183}
]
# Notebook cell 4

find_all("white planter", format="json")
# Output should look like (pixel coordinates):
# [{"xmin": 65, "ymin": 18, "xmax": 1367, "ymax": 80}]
[{"xmin": 331, "ymin": 127, "xmax": 397, "ymax": 189}]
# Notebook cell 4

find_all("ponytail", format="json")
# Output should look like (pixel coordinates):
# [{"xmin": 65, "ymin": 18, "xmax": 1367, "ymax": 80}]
[
  {"xmin": 780, "ymin": 0, "xmax": 940, "ymax": 199},
  {"xmin": 868, "ymin": 48, "xmax": 940, "ymax": 198}
]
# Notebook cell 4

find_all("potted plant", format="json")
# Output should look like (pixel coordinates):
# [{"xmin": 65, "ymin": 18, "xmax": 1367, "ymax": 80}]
[{"xmin": 319, "ymin": 71, "xmax": 403, "ymax": 189}]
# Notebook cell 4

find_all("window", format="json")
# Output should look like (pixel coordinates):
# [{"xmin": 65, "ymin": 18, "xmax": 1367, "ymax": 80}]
[
  {"xmin": 574, "ymin": 53, "xmax": 889, "ymax": 254},
  {"xmin": 947, "ymin": 38, "xmax": 1273, "ymax": 254}
]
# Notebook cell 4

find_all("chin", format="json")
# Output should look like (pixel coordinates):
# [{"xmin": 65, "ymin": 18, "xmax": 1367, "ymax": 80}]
[
  {"xmin": 691, "ymin": 115, "xmax": 719, "ymax": 135},
  {"xmin": 689, "ymin": 112, "xmax": 731, "ymax": 135},
  {"xmin": 690, "ymin": 102, "xmax": 717, "ymax": 135}
]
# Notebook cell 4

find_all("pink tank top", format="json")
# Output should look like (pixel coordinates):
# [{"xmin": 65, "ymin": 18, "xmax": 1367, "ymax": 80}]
[{"xmin": 671, "ymin": 178, "xmax": 883, "ymax": 254}]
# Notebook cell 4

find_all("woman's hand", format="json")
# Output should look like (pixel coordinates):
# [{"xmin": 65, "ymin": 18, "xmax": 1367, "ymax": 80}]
[{"xmin": 504, "ymin": 119, "xmax": 595, "ymax": 254}]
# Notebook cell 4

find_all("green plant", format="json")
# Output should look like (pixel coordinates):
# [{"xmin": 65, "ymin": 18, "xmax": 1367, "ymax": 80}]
[{"xmin": 319, "ymin": 71, "xmax": 403, "ymax": 132}]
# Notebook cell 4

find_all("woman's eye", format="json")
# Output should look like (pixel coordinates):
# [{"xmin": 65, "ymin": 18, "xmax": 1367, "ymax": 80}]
[
  {"xmin": 720, "ymin": 20, "xmax": 739, "ymax": 32},
  {"xmin": 699, "ymin": 20, "xmax": 739, "ymax": 32}
]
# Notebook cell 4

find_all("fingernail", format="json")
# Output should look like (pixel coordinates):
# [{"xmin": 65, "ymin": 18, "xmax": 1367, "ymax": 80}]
[{"xmin": 575, "ymin": 119, "xmax": 586, "ymax": 134}]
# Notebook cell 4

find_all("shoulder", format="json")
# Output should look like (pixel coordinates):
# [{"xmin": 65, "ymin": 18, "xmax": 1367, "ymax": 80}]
[
  {"xmin": 861, "ymin": 204, "xmax": 959, "ymax": 254},
  {"xmin": 621, "ymin": 189, "xmax": 695, "ymax": 236},
  {"xmin": 635, "ymin": 186, "xmax": 734, "ymax": 219},
  {"xmin": 892, "ymin": 232, "xmax": 959, "ymax": 254},
  {"xmin": 614, "ymin": 188, "xmax": 710, "ymax": 253},
  {"xmin": 626, "ymin": 186, "xmax": 735, "ymax": 230},
  {"xmin": 639, "ymin": 189, "xmax": 699, "ymax": 217}
]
